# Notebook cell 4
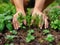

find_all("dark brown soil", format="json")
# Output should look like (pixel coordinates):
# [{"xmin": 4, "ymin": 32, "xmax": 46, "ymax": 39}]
[{"xmin": 0, "ymin": 28, "xmax": 60, "ymax": 45}]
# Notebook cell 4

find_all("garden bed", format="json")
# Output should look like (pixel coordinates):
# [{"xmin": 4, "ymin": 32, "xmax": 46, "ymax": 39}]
[{"xmin": 0, "ymin": 1, "xmax": 60, "ymax": 45}]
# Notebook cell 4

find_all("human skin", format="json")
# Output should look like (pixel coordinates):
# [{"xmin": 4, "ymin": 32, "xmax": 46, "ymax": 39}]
[{"xmin": 11, "ymin": 0, "xmax": 54, "ymax": 29}]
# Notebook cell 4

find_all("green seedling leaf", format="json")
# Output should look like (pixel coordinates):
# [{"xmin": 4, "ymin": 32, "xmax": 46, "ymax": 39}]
[
  {"xmin": 4, "ymin": 16, "xmax": 12, "ymax": 20},
  {"xmin": 26, "ymin": 35, "xmax": 35, "ymax": 43},
  {"xmin": 43, "ymin": 29, "xmax": 50, "ymax": 34},
  {"xmin": 10, "ymin": 30, "xmax": 17, "ymax": 35},
  {"xmin": 5, "ymin": 35, "xmax": 15, "ymax": 41},
  {"xmin": 0, "ymin": 23, "xmax": 5, "ymax": 32},
  {"xmin": 45, "ymin": 34, "xmax": 54, "ymax": 42},
  {"xmin": 6, "ymin": 21, "xmax": 13, "ymax": 31},
  {"xmin": 26, "ymin": 29, "xmax": 35, "ymax": 43},
  {"xmin": 10, "ymin": 43, "xmax": 14, "ymax": 45},
  {"xmin": 5, "ymin": 43, "xmax": 9, "ymax": 45},
  {"xmin": 28, "ymin": 29, "xmax": 34, "ymax": 34}
]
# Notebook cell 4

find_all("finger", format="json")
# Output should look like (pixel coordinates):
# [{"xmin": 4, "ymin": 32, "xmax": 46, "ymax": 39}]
[
  {"xmin": 12, "ymin": 19, "xmax": 16, "ymax": 29},
  {"xmin": 30, "ymin": 19, "xmax": 34, "ymax": 25},
  {"xmin": 12, "ymin": 18, "xmax": 19, "ymax": 30},
  {"xmin": 39, "ymin": 23, "xmax": 43, "ymax": 29},
  {"xmin": 30, "ymin": 14, "xmax": 35, "ymax": 25},
  {"xmin": 23, "ymin": 19, "xmax": 26, "ymax": 25},
  {"xmin": 15, "ymin": 20, "xmax": 20, "ymax": 29},
  {"xmin": 14, "ymin": 20, "xmax": 18, "ymax": 30},
  {"xmin": 44, "ymin": 19, "xmax": 49, "ymax": 29}
]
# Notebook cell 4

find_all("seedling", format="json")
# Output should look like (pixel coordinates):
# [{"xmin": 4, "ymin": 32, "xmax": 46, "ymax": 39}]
[
  {"xmin": 33, "ymin": 15, "xmax": 44, "ymax": 27},
  {"xmin": 26, "ymin": 8, "xmax": 32, "ymax": 27},
  {"xmin": 43, "ymin": 29, "xmax": 50, "ymax": 35},
  {"xmin": 48, "ymin": 7, "xmax": 60, "ymax": 30},
  {"xmin": 10, "ymin": 43, "xmax": 14, "ymax": 45},
  {"xmin": 5, "ymin": 43, "xmax": 9, "ymax": 45},
  {"xmin": 17, "ymin": 13, "xmax": 25, "ymax": 28},
  {"xmin": 5, "ymin": 35, "xmax": 16, "ymax": 42},
  {"xmin": 26, "ymin": 29, "xmax": 35, "ymax": 42},
  {"xmin": 5, "ymin": 43, "xmax": 14, "ymax": 45},
  {"xmin": 10, "ymin": 30, "xmax": 17, "ymax": 35},
  {"xmin": 50, "ymin": 19, "xmax": 60, "ymax": 30},
  {"xmin": 27, "ymin": 29, "xmax": 34, "ymax": 34},
  {"xmin": 6, "ymin": 21, "xmax": 13, "ymax": 31},
  {"xmin": 45, "ymin": 34, "xmax": 55, "ymax": 42}
]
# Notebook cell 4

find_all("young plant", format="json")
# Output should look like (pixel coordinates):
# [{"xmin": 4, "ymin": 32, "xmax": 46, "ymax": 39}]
[
  {"xmin": 45, "ymin": 34, "xmax": 55, "ymax": 42},
  {"xmin": 43, "ymin": 29, "xmax": 50, "ymax": 35},
  {"xmin": 33, "ymin": 14, "xmax": 44, "ymax": 27},
  {"xmin": 5, "ymin": 35, "xmax": 16, "ymax": 42},
  {"xmin": 26, "ymin": 29, "xmax": 35, "ymax": 42},
  {"xmin": 5, "ymin": 43, "xmax": 14, "ymax": 45},
  {"xmin": 17, "ymin": 13, "xmax": 26, "ymax": 28},
  {"xmin": 10, "ymin": 30, "xmax": 17, "ymax": 35},
  {"xmin": 26, "ymin": 8, "xmax": 32, "ymax": 27},
  {"xmin": 0, "ymin": 15, "xmax": 5, "ymax": 32},
  {"xmin": 50, "ymin": 19, "xmax": 60, "ymax": 30},
  {"xmin": 5, "ymin": 43, "xmax": 9, "ymax": 45},
  {"xmin": 48, "ymin": 7, "xmax": 60, "ymax": 30}
]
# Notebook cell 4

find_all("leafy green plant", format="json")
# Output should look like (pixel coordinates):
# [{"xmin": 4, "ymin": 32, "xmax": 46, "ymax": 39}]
[
  {"xmin": 48, "ymin": 7, "xmax": 60, "ymax": 21},
  {"xmin": 10, "ymin": 43, "xmax": 14, "ymax": 45},
  {"xmin": 50, "ymin": 19, "xmax": 60, "ymax": 30},
  {"xmin": 26, "ymin": 29, "xmax": 35, "ymax": 42},
  {"xmin": 10, "ymin": 30, "xmax": 17, "ymax": 35},
  {"xmin": 56, "ymin": 0, "xmax": 60, "ymax": 5},
  {"xmin": 43, "ymin": 29, "xmax": 50, "ymax": 35},
  {"xmin": 45, "ymin": 34, "xmax": 55, "ymax": 42},
  {"xmin": 5, "ymin": 35, "xmax": 16, "ymax": 42},
  {"xmin": 5, "ymin": 43, "xmax": 9, "ymax": 45},
  {"xmin": 0, "ymin": 14, "xmax": 13, "ymax": 32},
  {"xmin": 0, "ymin": 15, "xmax": 5, "ymax": 32},
  {"xmin": 5, "ymin": 43, "xmax": 14, "ymax": 45},
  {"xmin": 17, "ymin": 13, "xmax": 26, "ymax": 29},
  {"xmin": 0, "ymin": 3, "xmax": 16, "ymax": 32},
  {"xmin": 48, "ymin": 7, "xmax": 60, "ymax": 30},
  {"xmin": 32, "ymin": 14, "xmax": 44, "ymax": 27},
  {"xmin": 26, "ymin": 8, "xmax": 32, "ymax": 27}
]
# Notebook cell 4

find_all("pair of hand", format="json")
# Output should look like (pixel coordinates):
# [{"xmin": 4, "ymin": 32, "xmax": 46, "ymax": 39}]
[{"xmin": 12, "ymin": 9, "xmax": 49, "ymax": 29}]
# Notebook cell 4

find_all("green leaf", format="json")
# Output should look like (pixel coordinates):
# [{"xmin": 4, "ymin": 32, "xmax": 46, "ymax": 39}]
[
  {"xmin": 45, "ymin": 34, "xmax": 54, "ymax": 42},
  {"xmin": 43, "ymin": 29, "xmax": 50, "ymax": 34},
  {"xmin": 5, "ymin": 35, "xmax": 15, "ymax": 41},
  {"xmin": 26, "ymin": 38, "xmax": 31, "ymax": 42},
  {"xmin": 28, "ymin": 29, "xmax": 34, "ymax": 34},
  {"xmin": 10, "ymin": 30, "xmax": 17, "ymax": 35},
  {"xmin": 6, "ymin": 22, "xmax": 13, "ymax": 31},
  {"xmin": 5, "ymin": 16, "xmax": 12, "ymax": 20},
  {"xmin": 5, "ymin": 43, "xmax": 9, "ymax": 45},
  {"xmin": 0, "ymin": 23, "xmax": 5, "ymax": 32}
]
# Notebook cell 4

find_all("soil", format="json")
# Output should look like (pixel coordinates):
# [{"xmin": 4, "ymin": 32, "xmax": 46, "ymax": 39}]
[{"xmin": 0, "ymin": 27, "xmax": 60, "ymax": 45}]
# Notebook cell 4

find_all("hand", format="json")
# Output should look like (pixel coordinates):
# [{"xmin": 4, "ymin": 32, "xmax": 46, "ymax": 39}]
[
  {"xmin": 31, "ymin": 9, "xmax": 48, "ymax": 29},
  {"xmin": 12, "ymin": 11, "xmax": 26, "ymax": 30}
]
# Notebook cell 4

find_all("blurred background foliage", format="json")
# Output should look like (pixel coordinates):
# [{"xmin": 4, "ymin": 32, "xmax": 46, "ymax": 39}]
[
  {"xmin": 0, "ymin": 0, "xmax": 16, "ymax": 15},
  {"xmin": 0, "ymin": 0, "xmax": 60, "ymax": 14}
]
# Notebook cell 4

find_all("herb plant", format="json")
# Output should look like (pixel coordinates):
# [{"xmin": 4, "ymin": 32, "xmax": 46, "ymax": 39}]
[
  {"xmin": 50, "ymin": 19, "xmax": 60, "ymax": 30},
  {"xmin": 45, "ymin": 34, "xmax": 55, "ymax": 42},
  {"xmin": 5, "ymin": 43, "xmax": 9, "ymax": 45},
  {"xmin": 32, "ymin": 14, "xmax": 44, "ymax": 28},
  {"xmin": 43, "ymin": 29, "xmax": 50, "ymax": 35},
  {"xmin": 0, "ymin": 3, "xmax": 15, "ymax": 32},
  {"xmin": 10, "ymin": 30, "xmax": 17, "ymax": 35},
  {"xmin": 26, "ymin": 29, "xmax": 35, "ymax": 42},
  {"xmin": 48, "ymin": 7, "xmax": 60, "ymax": 30},
  {"xmin": 5, "ymin": 35, "xmax": 16, "ymax": 42},
  {"xmin": 26, "ymin": 8, "xmax": 32, "ymax": 27}
]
